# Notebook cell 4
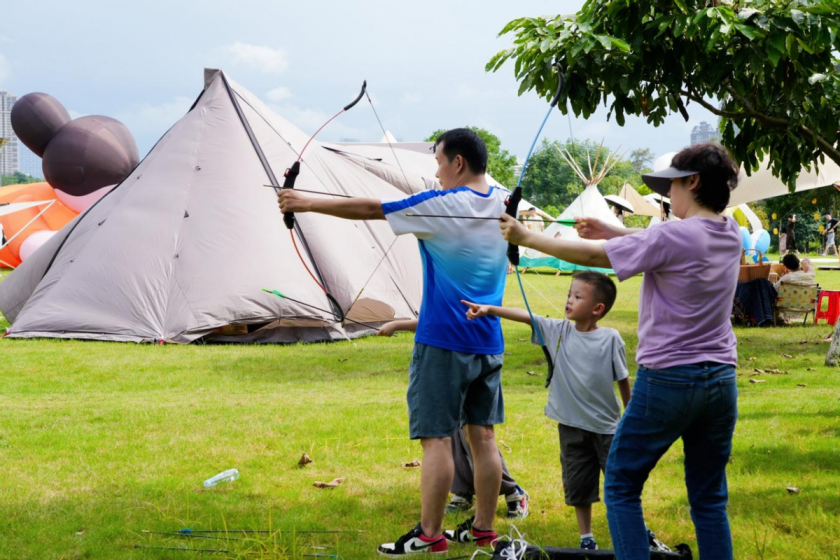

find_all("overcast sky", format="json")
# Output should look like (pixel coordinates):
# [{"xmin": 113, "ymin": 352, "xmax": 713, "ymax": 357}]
[{"xmin": 0, "ymin": 0, "xmax": 718, "ymax": 162}]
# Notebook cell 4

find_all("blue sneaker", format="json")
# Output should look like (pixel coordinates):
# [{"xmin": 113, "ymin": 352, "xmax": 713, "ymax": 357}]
[
  {"xmin": 579, "ymin": 537, "xmax": 598, "ymax": 550},
  {"xmin": 505, "ymin": 485, "xmax": 529, "ymax": 519}
]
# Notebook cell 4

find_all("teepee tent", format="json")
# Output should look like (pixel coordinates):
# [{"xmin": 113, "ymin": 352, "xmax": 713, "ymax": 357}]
[
  {"xmin": 0, "ymin": 69, "xmax": 423, "ymax": 343},
  {"xmin": 520, "ymin": 143, "xmax": 622, "ymax": 273},
  {"xmin": 618, "ymin": 182, "xmax": 660, "ymax": 217}
]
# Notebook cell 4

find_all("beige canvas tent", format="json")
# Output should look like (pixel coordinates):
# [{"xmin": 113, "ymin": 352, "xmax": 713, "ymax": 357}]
[
  {"xmin": 618, "ymin": 182, "xmax": 660, "ymax": 217},
  {"xmin": 0, "ymin": 70, "xmax": 425, "ymax": 343}
]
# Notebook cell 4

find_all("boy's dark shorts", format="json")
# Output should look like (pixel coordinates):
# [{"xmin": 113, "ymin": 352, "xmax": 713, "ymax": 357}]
[
  {"xmin": 558, "ymin": 423, "xmax": 614, "ymax": 506},
  {"xmin": 407, "ymin": 343, "xmax": 504, "ymax": 439}
]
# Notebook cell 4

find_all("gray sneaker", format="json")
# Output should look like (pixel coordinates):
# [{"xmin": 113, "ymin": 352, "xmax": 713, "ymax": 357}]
[
  {"xmin": 444, "ymin": 494, "xmax": 473, "ymax": 514},
  {"xmin": 648, "ymin": 529, "xmax": 671, "ymax": 552}
]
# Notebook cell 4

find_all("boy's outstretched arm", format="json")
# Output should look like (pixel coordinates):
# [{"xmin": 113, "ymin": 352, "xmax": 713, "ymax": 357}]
[
  {"xmin": 461, "ymin": 300, "xmax": 533, "ymax": 325},
  {"xmin": 377, "ymin": 319, "xmax": 418, "ymax": 337},
  {"xmin": 278, "ymin": 189, "xmax": 385, "ymax": 220},
  {"xmin": 618, "ymin": 378, "xmax": 632, "ymax": 409}
]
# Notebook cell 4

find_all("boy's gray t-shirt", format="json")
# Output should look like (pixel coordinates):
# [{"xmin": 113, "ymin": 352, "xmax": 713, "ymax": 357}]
[{"xmin": 531, "ymin": 315, "xmax": 629, "ymax": 434}]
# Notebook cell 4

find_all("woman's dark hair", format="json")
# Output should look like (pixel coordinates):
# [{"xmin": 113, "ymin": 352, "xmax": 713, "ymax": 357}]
[
  {"xmin": 434, "ymin": 128, "xmax": 488, "ymax": 175},
  {"xmin": 782, "ymin": 253, "xmax": 800, "ymax": 271},
  {"xmin": 671, "ymin": 143, "xmax": 739, "ymax": 213}
]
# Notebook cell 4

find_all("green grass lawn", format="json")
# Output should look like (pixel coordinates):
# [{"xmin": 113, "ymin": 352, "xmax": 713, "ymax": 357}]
[{"xmin": 0, "ymin": 268, "xmax": 838, "ymax": 559}]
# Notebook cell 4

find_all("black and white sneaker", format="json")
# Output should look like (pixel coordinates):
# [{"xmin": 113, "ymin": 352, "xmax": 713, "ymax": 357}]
[
  {"xmin": 579, "ymin": 536, "xmax": 598, "ymax": 550},
  {"xmin": 648, "ymin": 529, "xmax": 671, "ymax": 552},
  {"xmin": 377, "ymin": 523, "xmax": 448, "ymax": 556},
  {"xmin": 443, "ymin": 516, "xmax": 498, "ymax": 547}
]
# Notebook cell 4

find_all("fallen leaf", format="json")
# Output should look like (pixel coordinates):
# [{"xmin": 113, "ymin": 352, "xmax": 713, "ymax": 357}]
[
  {"xmin": 402, "ymin": 460, "xmax": 421, "ymax": 468},
  {"xmin": 499, "ymin": 440, "xmax": 513, "ymax": 453},
  {"xmin": 749, "ymin": 379, "xmax": 766, "ymax": 384},
  {"xmin": 765, "ymin": 368, "xmax": 789, "ymax": 375},
  {"xmin": 781, "ymin": 353, "xmax": 794, "ymax": 358},
  {"xmin": 754, "ymin": 368, "xmax": 765, "ymax": 374},
  {"xmin": 517, "ymin": 338, "xmax": 528, "ymax": 342},
  {"xmin": 313, "ymin": 478, "xmax": 345, "ymax": 489},
  {"xmin": 75, "ymin": 530, "xmax": 85, "ymax": 537},
  {"xmin": 298, "ymin": 453, "xmax": 313, "ymax": 467},
  {"xmin": 746, "ymin": 356, "xmax": 758, "ymax": 361},
  {"xmin": 807, "ymin": 368, "xmax": 816, "ymax": 371},
  {"xmin": 786, "ymin": 487, "xmax": 800, "ymax": 494},
  {"xmin": 338, "ymin": 358, "xmax": 349, "ymax": 363},
  {"xmin": 798, "ymin": 340, "xmax": 809, "ymax": 344},
  {"xmin": 526, "ymin": 370, "xmax": 542, "ymax": 376}
]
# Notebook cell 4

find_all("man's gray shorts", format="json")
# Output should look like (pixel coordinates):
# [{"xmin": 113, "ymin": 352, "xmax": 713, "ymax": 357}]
[
  {"xmin": 407, "ymin": 343, "xmax": 504, "ymax": 439},
  {"xmin": 558, "ymin": 423, "xmax": 614, "ymax": 506},
  {"xmin": 828, "ymin": 232, "xmax": 835, "ymax": 246}
]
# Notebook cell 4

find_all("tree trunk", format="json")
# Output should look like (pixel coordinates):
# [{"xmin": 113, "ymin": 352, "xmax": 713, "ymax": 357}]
[{"xmin": 824, "ymin": 319, "xmax": 840, "ymax": 366}]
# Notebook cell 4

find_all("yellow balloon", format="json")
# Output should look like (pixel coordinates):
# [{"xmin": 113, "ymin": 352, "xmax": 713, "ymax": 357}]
[
  {"xmin": 771, "ymin": 213, "xmax": 777, "ymax": 219},
  {"xmin": 773, "ymin": 228, "xmax": 779, "ymax": 235},
  {"xmin": 814, "ymin": 212, "xmax": 821, "ymax": 220},
  {"xmin": 812, "ymin": 198, "xmax": 818, "ymax": 204},
  {"xmin": 819, "ymin": 225, "xmax": 826, "ymax": 233}
]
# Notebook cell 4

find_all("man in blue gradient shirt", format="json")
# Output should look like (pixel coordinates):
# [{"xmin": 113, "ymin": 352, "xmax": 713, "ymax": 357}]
[{"xmin": 278, "ymin": 129, "xmax": 510, "ymax": 556}]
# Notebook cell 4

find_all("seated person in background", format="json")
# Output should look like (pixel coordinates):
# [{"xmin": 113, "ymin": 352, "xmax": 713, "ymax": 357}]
[
  {"xmin": 773, "ymin": 254, "xmax": 816, "ymax": 291},
  {"xmin": 800, "ymin": 257, "xmax": 814, "ymax": 275}
]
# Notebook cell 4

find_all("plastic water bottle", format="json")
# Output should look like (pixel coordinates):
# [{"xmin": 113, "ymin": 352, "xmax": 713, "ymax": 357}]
[{"xmin": 203, "ymin": 468, "xmax": 239, "ymax": 488}]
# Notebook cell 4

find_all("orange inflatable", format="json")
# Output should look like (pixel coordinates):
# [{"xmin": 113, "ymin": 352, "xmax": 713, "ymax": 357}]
[{"xmin": 0, "ymin": 182, "xmax": 78, "ymax": 268}]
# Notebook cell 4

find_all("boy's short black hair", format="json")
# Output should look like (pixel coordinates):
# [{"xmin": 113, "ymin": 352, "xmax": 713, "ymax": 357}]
[
  {"xmin": 434, "ymin": 128, "xmax": 488, "ymax": 175},
  {"xmin": 782, "ymin": 253, "xmax": 800, "ymax": 271},
  {"xmin": 671, "ymin": 143, "xmax": 739, "ymax": 213},
  {"xmin": 572, "ymin": 271, "xmax": 617, "ymax": 318}
]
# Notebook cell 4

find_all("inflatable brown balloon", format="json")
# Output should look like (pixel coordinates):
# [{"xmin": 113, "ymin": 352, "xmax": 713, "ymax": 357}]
[
  {"xmin": 10, "ymin": 93, "xmax": 140, "ymax": 213},
  {"xmin": 42, "ymin": 116, "xmax": 139, "ymax": 198},
  {"xmin": 9, "ymin": 92, "xmax": 71, "ymax": 157}
]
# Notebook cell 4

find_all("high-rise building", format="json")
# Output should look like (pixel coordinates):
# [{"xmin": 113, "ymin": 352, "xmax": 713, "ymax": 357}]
[
  {"xmin": 690, "ymin": 121, "xmax": 721, "ymax": 146},
  {"xmin": 18, "ymin": 145, "xmax": 43, "ymax": 179},
  {"xmin": 0, "ymin": 90, "xmax": 20, "ymax": 176}
]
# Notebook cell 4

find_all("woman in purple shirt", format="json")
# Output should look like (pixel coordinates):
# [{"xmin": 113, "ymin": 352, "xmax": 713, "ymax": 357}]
[{"xmin": 500, "ymin": 144, "xmax": 741, "ymax": 560}]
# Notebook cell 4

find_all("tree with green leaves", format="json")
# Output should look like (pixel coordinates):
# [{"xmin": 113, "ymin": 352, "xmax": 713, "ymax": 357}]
[
  {"xmin": 0, "ymin": 172, "xmax": 41, "ymax": 187},
  {"xmin": 629, "ymin": 148, "xmax": 655, "ymax": 174},
  {"xmin": 486, "ymin": 0, "xmax": 840, "ymax": 190},
  {"xmin": 425, "ymin": 127, "xmax": 518, "ymax": 187},
  {"xmin": 488, "ymin": 0, "xmax": 840, "ymax": 364}
]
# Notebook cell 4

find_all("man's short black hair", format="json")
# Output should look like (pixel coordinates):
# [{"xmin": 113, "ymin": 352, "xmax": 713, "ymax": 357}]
[
  {"xmin": 572, "ymin": 271, "xmax": 617, "ymax": 318},
  {"xmin": 782, "ymin": 253, "xmax": 800, "ymax": 271},
  {"xmin": 671, "ymin": 143, "xmax": 739, "ymax": 213},
  {"xmin": 434, "ymin": 128, "xmax": 488, "ymax": 175}
]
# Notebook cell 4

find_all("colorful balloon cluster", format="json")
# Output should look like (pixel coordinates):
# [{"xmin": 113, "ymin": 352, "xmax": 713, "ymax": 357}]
[
  {"xmin": 0, "ymin": 93, "xmax": 138, "ymax": 267},
  {"xmin": 740, "ymin": 226, "xmax": 771, "ymax": 262}
]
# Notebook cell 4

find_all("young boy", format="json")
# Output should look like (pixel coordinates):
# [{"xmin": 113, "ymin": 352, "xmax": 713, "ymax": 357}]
[
  {"xmin": 279, "ymin": 128, "xmax": 509, "ymax": 556},
  {"xmin": 378, "ymin": 319, "xmax": 530, "ymax": 519},
  {"xmin": 462, "ymin": 272, "xmax": 631, "ymax": 550}
]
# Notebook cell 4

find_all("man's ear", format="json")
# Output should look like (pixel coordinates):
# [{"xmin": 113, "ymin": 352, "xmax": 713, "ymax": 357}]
[{"xmin": 454, "ymin": 154, "xmax": 465, "ymax": 174}]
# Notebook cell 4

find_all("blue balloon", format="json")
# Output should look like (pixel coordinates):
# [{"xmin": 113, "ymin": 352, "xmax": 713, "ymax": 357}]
[
  {"xmin": 754, "ymin": 229, "xmax": 771, "ymax": 254},
  {"xmin": 740, "ymin": 227, "xmax": 752, "ymax": 250}
]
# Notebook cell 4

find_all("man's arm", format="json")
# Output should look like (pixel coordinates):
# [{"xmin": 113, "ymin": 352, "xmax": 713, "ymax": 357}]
[
  {"xmin": 617, "ymin": 377, "xmax": 631, "ymax": 409},
  {"xmin": 277, "ymin": 190, "xmax": 385, "ymax": 220}
]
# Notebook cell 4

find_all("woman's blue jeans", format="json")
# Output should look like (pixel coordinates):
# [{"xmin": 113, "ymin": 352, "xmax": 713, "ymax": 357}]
[{"xmin": 604, "ymin": 362, "xmax": 738, "ymax": 560}]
